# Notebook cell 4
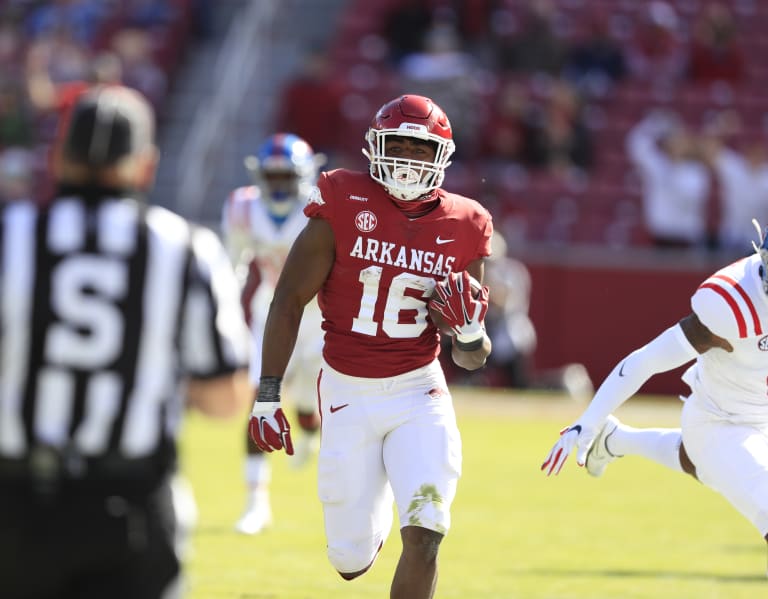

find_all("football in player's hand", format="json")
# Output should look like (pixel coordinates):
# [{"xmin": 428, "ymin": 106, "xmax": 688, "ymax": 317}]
[
  {"xmin": 427, "ymin": 274, "xmax": 483, "ymax": 337},
  {"xmin": 428, "ymin": 293, "xmax": 456, "ymax": 336}
]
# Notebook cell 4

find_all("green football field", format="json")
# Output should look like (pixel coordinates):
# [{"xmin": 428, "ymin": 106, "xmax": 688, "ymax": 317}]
[{"xmin": 179, "ymin": 387, "xmax": 766, "ymax": 598}]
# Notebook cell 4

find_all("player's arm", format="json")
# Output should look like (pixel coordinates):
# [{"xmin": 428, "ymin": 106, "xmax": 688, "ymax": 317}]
[
  {"xmin": 679, "ymin": 312, "xmax": 733, "ymax": 353},
  {"xmin": 260, "ymin": 217, "xmax": 334, "ymax": 378},
  {"xmin": 187, "ymin": 371, "xmax": 251, "ymax": 418},
  {"xmin": 542, "ymin": 318, "xmax": 700, "ymax": 475},
  {"xmin": 181, "ymin": 226, "xmax": 252, "ymax": 420},
  {"xmin": 249, "ymin": 217, "xmax": 334, "ymax": 454}
]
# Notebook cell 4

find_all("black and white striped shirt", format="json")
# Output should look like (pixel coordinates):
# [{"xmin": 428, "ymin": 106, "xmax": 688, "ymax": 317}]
[{"xmin": 0, "ymin": 188, "xmax": 249, "ymax": 464}]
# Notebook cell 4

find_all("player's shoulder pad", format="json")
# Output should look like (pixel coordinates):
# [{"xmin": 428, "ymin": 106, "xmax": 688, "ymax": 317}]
[
  {"xmin": 438, "ymin": 190, "xmax": 494, "ymax": 258},
  {"xmin": 441, "ymin": 189, "xmax": 491, "ymax": 218},
  {"xmin": 440, "ymin": 190, "xmax": 494, "ymax": 239},
  {"xmin": 692, "ymin": 258, "xmax": 762, "ymax": 339},
  {"xmin": 229, "ymin": 185, "xmax": 261, "ymax": 204},
  {"xmin": 317, "ymin": 168, "xmax": 369, "ymax": 193},
  {"xmin": 224, "ymin": 185, "xmax": 260, "ymax": 223},
  {"xmin": 308, "ymin": 169, "xmax": 371, "ymax": 215}
]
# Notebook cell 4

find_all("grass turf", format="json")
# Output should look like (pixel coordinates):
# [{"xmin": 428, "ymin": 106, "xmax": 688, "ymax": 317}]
[{"xmin": 179, "ymin": 387, "xmax": 765, "ymax": 598}]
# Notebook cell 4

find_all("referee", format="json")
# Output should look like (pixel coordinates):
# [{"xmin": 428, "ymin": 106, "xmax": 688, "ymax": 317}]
[{"xmin": 0, "ymin": 85, "xmax": 250, "ymax": 599}]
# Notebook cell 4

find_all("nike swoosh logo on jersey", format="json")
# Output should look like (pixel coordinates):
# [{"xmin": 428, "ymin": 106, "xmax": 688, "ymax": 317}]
[
  {"xmin": 436, "ymin": 237, "xmax": 455, "ymax": 245},
  {"xmin": 329, "ymin": 403, "xmax": 349, "ymax": 413},
  {"xmin": 618, "ymin": 361, "xmax": 627, "ymax": 377}
]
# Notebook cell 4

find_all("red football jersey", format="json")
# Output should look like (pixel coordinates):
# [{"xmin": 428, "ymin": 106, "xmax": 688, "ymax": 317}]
[{"xmin": 305, "ymin": 169, "xmax": 493, "ymax": 378}]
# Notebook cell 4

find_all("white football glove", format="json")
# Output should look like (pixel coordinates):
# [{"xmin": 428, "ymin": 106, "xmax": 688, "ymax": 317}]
[
  {"xmin": 249, "ymin": 401, "xmax": 294, "ymax": 455},
  {"xmin": 247, "ymin": 376, "xmax": 294, "ymax": 455},
  {"xmin": 540, "ymin": 422, "xmax": 599, "ymax": 476}
]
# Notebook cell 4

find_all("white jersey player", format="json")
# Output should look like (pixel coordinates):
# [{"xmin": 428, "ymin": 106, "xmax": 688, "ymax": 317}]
[
  {"xmin": 221, "ymin": 133, "xmax": 326, "ymax": 535},
  {"xmin": 542, "ymin": 218, "xmax": 768, "ymax": 570}
]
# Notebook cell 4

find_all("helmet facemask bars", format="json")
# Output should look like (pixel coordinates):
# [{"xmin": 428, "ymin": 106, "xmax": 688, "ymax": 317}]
[
  {"xmin": 363, "ymin": 125, "xmax": 454, "ymax": 201},
  {"xmin": 363, "ymin": 95, "xmax": 456, "ymax": 202}
]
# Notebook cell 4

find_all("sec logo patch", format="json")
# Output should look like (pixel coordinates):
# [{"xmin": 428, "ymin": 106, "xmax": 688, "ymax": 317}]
[
  {"xmin": 758, "ymin": 335, "xmax": 768, "ymax": 351},
  {"xmin": 355, "ymin": 210, "xmax": 377, "ymax": 233}
]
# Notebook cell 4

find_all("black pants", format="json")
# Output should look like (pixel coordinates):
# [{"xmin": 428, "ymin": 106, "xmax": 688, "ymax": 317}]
[{"xmin": 0, "ymin": 479, "xmax": 181, "ymax": 599}]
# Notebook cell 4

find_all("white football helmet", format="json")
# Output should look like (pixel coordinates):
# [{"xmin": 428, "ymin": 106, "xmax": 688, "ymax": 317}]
[{"xmin": 363, "ymin": 95, "xmax": 455, "ymax": 201}]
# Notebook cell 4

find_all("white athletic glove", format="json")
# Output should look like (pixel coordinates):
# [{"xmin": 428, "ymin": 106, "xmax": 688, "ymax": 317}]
[
  {"xmin": 247, "ymin": 377, "xmax": 294, "ymax": 455},
  {"xmin": 540, "ymin": 421, "xmax": 600, "ymax": 476},
  {"xmin": 430, "ymin": 271, "xmax": 489, "ymax": 349}
]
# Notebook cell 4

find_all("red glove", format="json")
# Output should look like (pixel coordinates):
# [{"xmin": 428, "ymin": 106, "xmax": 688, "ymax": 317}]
[
  {"xmin": 249, "ymin": 401, "xmax": 294, "ymax": 454},
  {"xmin": 429, "ymin": 271, "xmax": 489, "ymax": 346}
]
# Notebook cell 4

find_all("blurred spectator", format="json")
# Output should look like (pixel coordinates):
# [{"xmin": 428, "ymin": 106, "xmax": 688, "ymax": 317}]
[
  {"xmin": 190, "ymin": 0, "xmax": 215, "ymax": 41},
  {"xmin": 122, "ymin": 0, "xmax": 176, "ymax": 29},
  {"xmin": 0, "ymin": 80, "xmax": 35, "ymax": 147},
  {"xmin": 449, "ymin": 0, "xmax": 495, "ymax": 54},
  {"xmin": 110, "ymin": 28, "xmax": 167, "ymax": 110},
  {"xmin": 382, "ymin": 0, "xmax": 434, "ymax": 67},
  {"xmin": 24, "ymin": 0, "xmax": 107, "ymax": 46},
  {"xmin": 686, "ymin": 1, "xmax": 745, "ymax": 86},
  {"xmin": 524, "ymin": 79, "xmax": 593, "ymax": 175},
  {"xmin": 25, "ymin": 26, "xmax": 91, "ymax": 86},
  {"xmin": 443, "ymin": 232, "xmax": 593, "ymax": 398},
  {"xmin": 382, "ymin": 0, "xmax": 495, "ymax": 62},
  {"xmin": 477, "ymin": 78, "xmax": 531, "ymax": 165},
  {"xmin": 274, "ymin": 47, "xmax": 347, "ymax": 162},
  {"xmin": 480, "ymin": 233, "xmax": 538, "ymax": 388},
  {"xmin": 627, "ymin": 111, "xmax": 711, "ymax": 248},
  {"xmin": 564, "ymin": 11, "xmax": 626, "ymax": 97},
  {"xmin": 0, "ymin": 16, "xmax": 25, "ymax": 81},
  {"xmin": 26, "ymin": 49, "xmax": 122, "ymax": 115},
  {"xmin": 0, "ymin": 147, "xmax": 35, "ymax": 202},
  {"xmin": 26, "ymin": 47, "xmax": 122, "ymax": 166},
  {"xmin": 625, "ymin": 1, "xmax": 686, "ymax": 87},
  {"xmin": 493, "ymin": 0, "xmax": 566, "ymax": 76},
  {"xmin": 26, "ymin": 43, "xmax": 123, "ymax": 202},
  {"xmin": 701, "ymin": 111, "xmax": 768, "ymax": 254},
  {"xmin": 398, "ymin": 19, "xmax": 480, "ymax": 157}
]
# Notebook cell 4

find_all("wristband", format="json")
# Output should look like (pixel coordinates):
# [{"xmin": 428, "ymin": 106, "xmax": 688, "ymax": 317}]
[{"xmin": 257, "ymin": 376, "xmax": 282, "ymax": 403}]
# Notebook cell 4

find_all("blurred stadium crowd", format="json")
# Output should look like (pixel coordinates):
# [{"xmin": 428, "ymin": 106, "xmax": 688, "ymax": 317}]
[
  {"xmin": 280, "ymin": 0, "xmax": 768, "ymax": 255},
  {"xmin": 3, "ymin": 0, "xmax": 767, "ymax": 257},
  {"xmin": 1, "ymin": 0, "xmax": 766, "ymax": 393},
  {"xmin": 0, "ymin": 0, "xmax": 206, "ymax": 204}
]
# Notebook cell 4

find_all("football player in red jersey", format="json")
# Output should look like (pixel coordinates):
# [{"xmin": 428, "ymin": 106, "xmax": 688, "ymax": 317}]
[{"xmin": 248, "ymin": 95, "xmax": 493, "ymax": 598}]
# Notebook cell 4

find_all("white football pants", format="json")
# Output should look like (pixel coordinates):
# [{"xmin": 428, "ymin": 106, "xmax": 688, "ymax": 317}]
[
  {"xmin": 316, "ymin": 358, "xmax": 462, "ymax": 574},
  {"xmin": 682, "ymin": 396, "xmax": 768, "ymax": 537}
]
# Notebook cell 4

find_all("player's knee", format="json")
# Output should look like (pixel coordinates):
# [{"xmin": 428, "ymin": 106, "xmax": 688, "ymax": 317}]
[
  {"xmin": 401, "ymin": 525, "xmax": 444, "ymax": 563},
  {"xmin": 327, "ymin": 540, "xmax": 383, "ymax": 579}
]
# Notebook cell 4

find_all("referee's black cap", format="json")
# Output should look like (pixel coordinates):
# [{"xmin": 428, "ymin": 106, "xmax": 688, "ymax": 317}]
[{"xmin": 62, "ymin": 85, "xmax": 155, "ymax": 167}]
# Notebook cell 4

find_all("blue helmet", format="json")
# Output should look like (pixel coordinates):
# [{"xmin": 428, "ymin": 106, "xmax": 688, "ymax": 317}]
[
  {"xmin": 752, "ymin": 219, "xmax": 768, "ymax": 294},
  {"xmin": 244, "ymin": 133, "xmax": 325, "ymax": 217}
]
